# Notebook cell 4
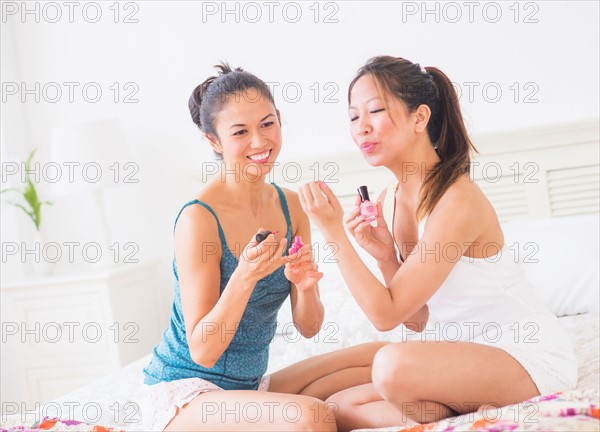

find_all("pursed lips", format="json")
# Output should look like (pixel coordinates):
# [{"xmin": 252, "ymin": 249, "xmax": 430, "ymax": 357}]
[{"xmin": 360, "ymin": 142, "xmax": 377, "ymax": 154}]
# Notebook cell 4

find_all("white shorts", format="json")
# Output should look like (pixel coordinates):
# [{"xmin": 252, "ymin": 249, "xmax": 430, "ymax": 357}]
[
  {"xmin": 413, "ymin": 313, "xmax": 578, "ymax": 395},
  {"xmin": 136, "ymin": 375, "xmax": 271, "ymax": 431},
  {"xmin": 473, "ymin": 313, "xmax": 578, "ymax": 395}
]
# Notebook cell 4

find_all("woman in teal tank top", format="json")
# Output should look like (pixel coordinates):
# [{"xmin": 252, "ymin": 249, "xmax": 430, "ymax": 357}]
[{"xmin": 138, "ymin": 63, "xmax": 388, "ymax": 432}]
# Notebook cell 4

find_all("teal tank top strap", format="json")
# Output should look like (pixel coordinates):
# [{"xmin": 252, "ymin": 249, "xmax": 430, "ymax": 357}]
[
  {"xmin": 271, "ymin": 183, "xmax": 293, "ymax": 240},
  {"xmin": 173, "ymin": 200, "xmax": 228, "ymax": 248}
]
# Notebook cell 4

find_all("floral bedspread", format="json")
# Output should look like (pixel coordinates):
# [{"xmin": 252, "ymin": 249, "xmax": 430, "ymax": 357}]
[
  {"xmin": 2, "ymin": 389, "xmax": 598, "ymax": 432},
  {"xmin": 0, "ymin": 417, "xmax": 122, "ymax": 432},
  {"xmin": 393, "ymin": 388, "xmax": 599, "ymax": 432}
]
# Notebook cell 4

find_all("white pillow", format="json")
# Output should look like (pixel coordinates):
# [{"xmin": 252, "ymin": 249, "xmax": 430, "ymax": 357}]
[{"xmin": 501, "ymin": 214, "xmax": 600, "ymax": 316}]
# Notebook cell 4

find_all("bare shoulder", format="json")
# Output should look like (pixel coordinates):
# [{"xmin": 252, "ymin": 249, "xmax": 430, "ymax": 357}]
[
  {"xmin": 277, "ymin": 185, "xmax": 299, "ymax": 204},
  {"xmin": 435, "ymin": 176, "xmax": 480, "ymax": 208},
  {"xmin": 428, "ymin": 175, "xmax": 493, "ymax": 236},
  {"xmin": 278, "ymin": 186, "xmax": 306, "ymax": 213},
  {"xmin": 175, "ymin": 190, "xmax": 220, "ymax": 244},
  {"xmin": 277, "ymin": 186, "xmax": 306, "ymax": 225}
]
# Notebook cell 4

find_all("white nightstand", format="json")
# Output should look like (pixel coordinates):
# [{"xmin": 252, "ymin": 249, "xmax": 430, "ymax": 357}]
[{"xmin": 1, "ymin": 261, "xmax": 167, "ymax": 406}]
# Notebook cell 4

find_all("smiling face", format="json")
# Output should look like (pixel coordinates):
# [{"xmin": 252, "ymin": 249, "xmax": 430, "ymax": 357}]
[
  {"xmin": 208, "ymin": 88, "xmax": 282, "ymax": 180},
  {"xmin": 348, "ymin": 74, "xmax": 419, "ymax": 167}
]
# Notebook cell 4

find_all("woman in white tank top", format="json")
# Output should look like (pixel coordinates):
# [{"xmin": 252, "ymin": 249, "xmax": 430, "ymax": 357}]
[{"xmin": 298, "ymin": 56, "xmax": 578, "ymax": 431}]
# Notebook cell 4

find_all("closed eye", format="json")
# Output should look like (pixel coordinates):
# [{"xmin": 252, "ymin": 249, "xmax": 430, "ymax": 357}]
[{"xmin": 350, "ymin": 108, "xmax": 384, "ymax": 122}]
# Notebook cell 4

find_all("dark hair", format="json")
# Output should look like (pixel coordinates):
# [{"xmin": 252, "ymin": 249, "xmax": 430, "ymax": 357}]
[
  {"xmin": 188, "ymin": 62, "xmax": 276, "ymax": 159},
  {"xmin": 348, "ymin": 56, "xmax": 478, "ymax": 220}
]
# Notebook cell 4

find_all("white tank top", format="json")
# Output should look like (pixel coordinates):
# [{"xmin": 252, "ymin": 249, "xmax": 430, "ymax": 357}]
[
  {"xmin": 382, "ymin": 181, "xmax": 578, "ymax": 393},
  {"xmin": 382, "ymin": 181, "xmax": 551, "ymax": 329}
]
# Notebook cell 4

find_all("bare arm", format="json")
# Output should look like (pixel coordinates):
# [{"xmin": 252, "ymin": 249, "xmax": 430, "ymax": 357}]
[
  {"xmin": 286, "ymin": 190, "xmax": 325, "ymax": 338},
  {"xmin": 375, "ymin": 189, "xmax": 429, "ymax": 332},
  {"xmin": 301, "ymin": 181, "xmax": 478, "ymax": 332}
]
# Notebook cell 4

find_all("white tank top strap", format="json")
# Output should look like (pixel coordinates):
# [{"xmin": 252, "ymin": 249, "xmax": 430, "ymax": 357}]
[
  {"xmin": 382, "ymin": 180, "xmax": 399, "ymax": 229},
  {"xmin": 418, "ymin": 216, "xmax": 427, "ymax": 240}
]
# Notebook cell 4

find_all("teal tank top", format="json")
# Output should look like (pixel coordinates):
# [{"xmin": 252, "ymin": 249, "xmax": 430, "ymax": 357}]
[{"xmin": 143, "ymin": 183, "xmax": 292, "ymax": 390}]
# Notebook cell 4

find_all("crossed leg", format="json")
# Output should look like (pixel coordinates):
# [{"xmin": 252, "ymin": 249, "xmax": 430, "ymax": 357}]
[
  {"xmin": 164, "ymin": 390, "xmax": 337, "ymax": 431},
  {"xmin": 327, "ymin": 340, "xmax": 540, "ymax": 432},
  {"xmin": 268, "ymin": 341, "xmax": 390, "ymax": 399},
  {"xmin": 164, "ymin": 341, "xmax": 389, "ymax": 431}
]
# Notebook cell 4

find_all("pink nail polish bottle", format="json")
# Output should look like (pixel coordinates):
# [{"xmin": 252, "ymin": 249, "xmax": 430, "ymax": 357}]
[
  {"xmin": 357, "ymin": 186, "xmax": 378, "ymax": 218},
  {"xmin": 290, "ymin": 236, "xmax": 304, "ymax": 254}
]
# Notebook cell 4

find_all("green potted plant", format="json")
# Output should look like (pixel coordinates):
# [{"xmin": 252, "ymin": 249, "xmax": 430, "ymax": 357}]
[{"xmin": 1, "ymin": 149, "xmax": 53, "ymax": 232}]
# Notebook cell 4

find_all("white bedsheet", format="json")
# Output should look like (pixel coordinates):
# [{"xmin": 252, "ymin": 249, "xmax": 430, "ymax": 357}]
[{"xmin": 7, "ymin": 312, "xmax": 594, "ymax": 431}]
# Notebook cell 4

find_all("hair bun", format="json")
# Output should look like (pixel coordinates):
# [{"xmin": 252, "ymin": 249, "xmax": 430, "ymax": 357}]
[
  {"xmin": 187, "ymin": 62, "xmax": 235, "ymax": 130},
  {"xmin": 188, "ymin": 75, "xmax": 217, "ymax": 130},
  {"xmin": 214, "ymin": 62, "xmax": 244, "ymax": 76}
]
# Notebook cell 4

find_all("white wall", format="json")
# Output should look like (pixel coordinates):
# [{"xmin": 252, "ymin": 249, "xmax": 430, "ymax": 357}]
[
  {"xmin": 0, "ymin": 8, "xmax": 598, "ymax": 279},
  {"xmin": 0, "ymin": 0, "xmax": 598, "ymax": 408}
]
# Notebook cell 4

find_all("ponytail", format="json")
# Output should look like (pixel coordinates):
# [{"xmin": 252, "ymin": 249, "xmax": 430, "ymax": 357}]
[{"xmin": 418, "ymin": 66, "xmax": 477, "ymax": 220}]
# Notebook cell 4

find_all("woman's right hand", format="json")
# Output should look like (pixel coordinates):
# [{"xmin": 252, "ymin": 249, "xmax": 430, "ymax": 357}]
[
  {"xmin": 236, "ymin": 228, "xmax": 289, "ymax": 284},
  {"xmin": 345, "ymin": 196, "xmax": 397, "ymax": 263}
]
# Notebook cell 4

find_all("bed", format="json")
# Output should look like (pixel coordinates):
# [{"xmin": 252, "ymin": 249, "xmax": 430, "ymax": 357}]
[{"xmin": 2, "ymin": 119, "xmax": 598, "ymax": 431}]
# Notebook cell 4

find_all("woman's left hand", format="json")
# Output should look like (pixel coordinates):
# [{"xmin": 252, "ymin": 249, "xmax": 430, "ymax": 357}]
[
  {"xmin": 284, "ymin": 244, "xmax": 323, "ymax": 291},
  {"xmin": 298, "ymin": 181, "xmax": 345, "ymax": 235}
]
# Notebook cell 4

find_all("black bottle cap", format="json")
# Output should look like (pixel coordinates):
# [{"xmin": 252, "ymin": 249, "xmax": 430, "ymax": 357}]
[
  {"xmin": 357, "ymin": 186, "xmax": 370, "ymax": 202},
  {"xmin": 255, "ymin": 231, "xmax": 272, "ymax": 244}
]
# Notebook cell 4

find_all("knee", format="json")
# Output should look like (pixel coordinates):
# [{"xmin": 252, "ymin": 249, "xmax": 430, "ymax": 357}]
[
  {"xmin": 325, "ymin": 390, "xmax": 349, "ymax": 409},
  {"xmin": 325, "ymin": 392, "xmax": 354, "ymax": 431},
  {"xmin": 372, "ymin": 343, "xmax": 416, "ymax": 399},
  {"xmin": 365, "ymin": 341, "xmax": 391, "ymax": 353},
  {"xmin": 294, "ymin": 397, "xmax": 337, "ymax": 432}
]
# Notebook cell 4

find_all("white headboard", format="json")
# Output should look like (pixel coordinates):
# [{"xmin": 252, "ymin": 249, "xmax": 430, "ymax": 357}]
[{"xmin": 276, "ymin": 119, "xmax": 599, "ymax": 223}]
